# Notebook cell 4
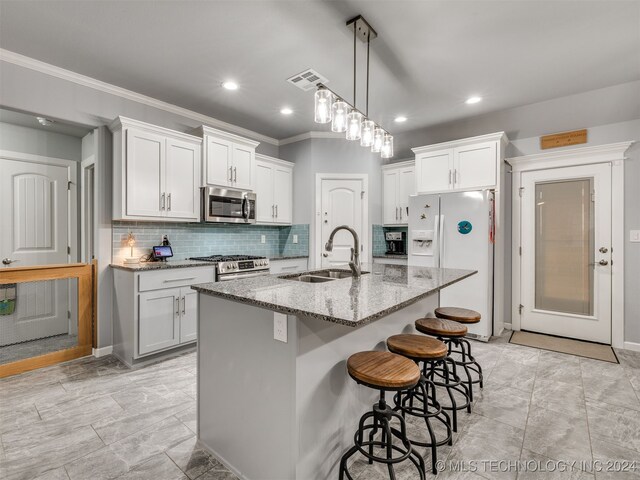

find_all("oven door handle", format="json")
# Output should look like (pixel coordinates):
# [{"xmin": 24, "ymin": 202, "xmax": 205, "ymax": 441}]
[{"xmin": 218, "ymin": 270, "xmax": 269, "ymax": 281}]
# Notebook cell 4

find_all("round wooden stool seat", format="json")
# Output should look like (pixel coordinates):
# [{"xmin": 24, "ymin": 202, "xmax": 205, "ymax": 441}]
[
  {"xmin": 387, "ymin": 334, "xmax": 448, "ymax": 360},
  {"xmin": 435, "ymin": 307, "xmax": 481, "ymax": 324},
  {"xmin": 415, "ymin": 317, "xmax": 468, "ymax": 337},
  {"xmin": 347, "ymin": 351, "xmax": 420, "ymax": 390}
]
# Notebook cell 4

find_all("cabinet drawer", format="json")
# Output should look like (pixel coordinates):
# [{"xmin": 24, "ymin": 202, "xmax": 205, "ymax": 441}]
[
  {"xmin": 138, "ymin": 267, "xmax": 214, "ymax": 292},
  {"xmin": 270, "ymin": 258, "xmax": 308, "ymax": 274}
]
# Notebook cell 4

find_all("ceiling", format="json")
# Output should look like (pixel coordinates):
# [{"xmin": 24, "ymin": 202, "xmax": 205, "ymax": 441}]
[
  {"xmin": 1, "ymin": 1, "xmax": 638, "ymax": 141},
  {"xmin": 0, "ymin": 108, "xmax": 92, "ymax": 138}
]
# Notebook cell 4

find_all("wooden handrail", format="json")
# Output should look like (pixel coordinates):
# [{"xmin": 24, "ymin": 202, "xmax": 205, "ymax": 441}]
[{"xmin": 0, "ymin": 263, "xmax": 88, "ymax": 273}]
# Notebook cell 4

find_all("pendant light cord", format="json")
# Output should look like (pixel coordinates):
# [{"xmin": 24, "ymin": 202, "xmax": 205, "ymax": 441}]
[
  {"xmin": 366, "ymin": 32, "xmax": 370, "ymax": 118},
  {"xmin": 353, "ymin": 24, "xmax": 357, "ymax": 108}
]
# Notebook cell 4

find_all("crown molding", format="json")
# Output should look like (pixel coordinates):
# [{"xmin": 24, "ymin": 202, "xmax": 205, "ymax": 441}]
[
  {"xmin": 0, "ymin": 48, "xmax": 279, "ymax": 146},
  {"xmin": 279, "ymin": 131, "xmax": 346, "ymax": 146},
  {"xmin": 412, "ymin": 131, "xmax": 508, "ymax": 155}
]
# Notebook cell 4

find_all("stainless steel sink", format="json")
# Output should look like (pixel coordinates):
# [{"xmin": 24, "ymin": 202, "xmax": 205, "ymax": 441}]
[{"xmin": 280, "ymin": 269, "xmax": 369, "ymax": 283}]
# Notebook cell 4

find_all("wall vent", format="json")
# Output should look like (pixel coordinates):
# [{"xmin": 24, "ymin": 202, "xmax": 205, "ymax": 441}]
[{"xmin": 286, "ymin": 69, "xmax": 328, "ymax": 91}]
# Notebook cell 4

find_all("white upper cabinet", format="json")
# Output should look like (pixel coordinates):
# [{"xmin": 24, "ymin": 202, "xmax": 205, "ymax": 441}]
[
  {"xmin": 194, "ymin": 126, "xmax": 259, "ymax": 191},
  {"xmin": 413, "ymin": 132, "xmax": 507, "ymax": 194},
  {"xmin": 254, "ymin": 154, "xmax": 294, "ymax": 225},
  {"xmin": 382, "ymin": 160, "xmax": 415, "ymax": 225},
  {"xmin": 111, "ymin": 117, "xmax": 202, "ymax": 222}
]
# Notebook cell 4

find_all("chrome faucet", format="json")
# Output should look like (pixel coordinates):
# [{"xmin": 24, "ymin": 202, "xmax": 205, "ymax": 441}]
[{"xmin": 325, "ymin": 225, "xmax": 362, "ymax": 277}]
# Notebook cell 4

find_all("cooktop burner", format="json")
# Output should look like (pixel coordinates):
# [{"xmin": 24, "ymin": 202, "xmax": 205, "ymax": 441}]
[{"xmin": 189, "ymin": 255, "xmax": 265, "ymax": 262}]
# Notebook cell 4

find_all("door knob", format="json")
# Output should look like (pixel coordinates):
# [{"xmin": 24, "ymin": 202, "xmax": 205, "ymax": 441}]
[
  {"xmin": 323, "ymin": 253, "xmax": 328, "ymax": 257},
  {"xmin": 599, "ymin": 247, "xmax": 608, "ymax": 253},
  {"xmin": 598, "ymin": 259, "xmax": 609, "ymax": 266},
  {"xmin": 2, "ymin": 258, "xmax": 18, "ymax": 266}
]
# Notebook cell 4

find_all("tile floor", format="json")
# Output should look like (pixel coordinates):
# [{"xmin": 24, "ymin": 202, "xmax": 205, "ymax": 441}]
[{"xmin": 1, "ymin": 334, "xmax": 639, "ymax": 480}]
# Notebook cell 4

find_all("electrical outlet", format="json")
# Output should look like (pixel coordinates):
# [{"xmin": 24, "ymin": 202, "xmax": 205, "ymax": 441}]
[
  {"xmin": 273, "ymin": 313, "xmax": 287, "ymax": 343},
  {"xmin": 631, "ymin": 230, "xmax": 640, "ymax": 243},
  {"xmin": 293, "ymin": 234, "xmax": 298, "ymax": 244},
  {"xmin": 261, "ymin": 235, "xmax": 266, "ymax": 244},
  {"xmin": 161, "ymin": 234, "xmax": 167, "ymax": 244}
]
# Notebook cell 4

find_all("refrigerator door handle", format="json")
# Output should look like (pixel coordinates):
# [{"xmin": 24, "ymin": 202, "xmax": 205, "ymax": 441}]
[{"xmin": 439, "ymin": 214, "xmax": 445, "ymax": 268}]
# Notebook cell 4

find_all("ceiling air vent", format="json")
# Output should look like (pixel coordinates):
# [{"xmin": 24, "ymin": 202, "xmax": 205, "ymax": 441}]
[{"xmin": 286, "ymin": 69, "xmax": 329, "ymax": 91}]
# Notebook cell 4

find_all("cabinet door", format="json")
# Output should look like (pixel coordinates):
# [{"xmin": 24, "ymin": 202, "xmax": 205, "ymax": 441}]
[
  {"xmin": 138, "ymin": 289, "xmax": 180, "ymax": 355},
  {"xmin": 166, "ymin": 138, "xmax": 200, "ymax": 220},
  {"xmin": 205, "ymin": 136, "xmax": 233, "ymax": 187},
  {"xmin": 415, "ymin": 149, "xmax": 452, "ymax": 194},
  {"xmin": 382, "ymin": 170, "xmax": 399, "ymax": 225},
  {"xmin": 453, "ymin": 142, "xmax": 497, "ymax": 190},
  {"xmin": 232, "ymin": 144, "xmax": 255, "ymax": 190},
  {"xmin": 126, "ymin": 128, "xmax": 166, "ymax": 217},
  {"xmin": 254, "ymin": 161, "xmax": 274, "ymax": 223},
  {"xmin": 397, "ymin": 166, "xmax": 415, "ymax": 224},
  {"xmin": 273, "ymin": 165, "xmax": 293, "ymax": 224},
  {"xmin": 179, "ymin": 288, "xmax": 198, "ymax": 344}
]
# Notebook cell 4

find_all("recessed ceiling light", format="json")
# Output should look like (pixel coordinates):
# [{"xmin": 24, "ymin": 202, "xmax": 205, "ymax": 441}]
[
  {"xmin": 394, "ymin": 116, "xmax": 407, "ymax": 123},
  {"xmin": 36, "ymin": 117, "xmax": 54, "ymax": 126},
  {"xmin": 280, "ymin": 107, "xmax": 293, "ymax": 115},
  {"xmin": 222, "ymin": 81, "xmax": 238, "ymax": 90},
  {"xmin": 465, "ymin": 96, "xmax": 482, "ymax": 105}
]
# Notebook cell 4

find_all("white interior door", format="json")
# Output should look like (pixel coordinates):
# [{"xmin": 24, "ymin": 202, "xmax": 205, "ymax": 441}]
[
  {"xmin": 0, "ymin": 157, "xmax": 72, "ymax": 345},
  {"xmin": 520, "ymin": 163, "xmax": 612, "ymax": 343},
  {"xmin": 319, "ymin": 178, "xmax": 366, "ymax": 268}
]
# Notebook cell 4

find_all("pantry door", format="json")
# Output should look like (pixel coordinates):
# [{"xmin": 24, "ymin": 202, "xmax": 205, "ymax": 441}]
[
  {"xmin": 0, "ymin": 154, "xmax": 75, "ymax": 345},
  {"xmin": 317, "ymin": 175, "xmax": 368, "ymax": 269},
  {"xmin": 520, "ymin": 163, "xmax": 612, "ymax": 343}
]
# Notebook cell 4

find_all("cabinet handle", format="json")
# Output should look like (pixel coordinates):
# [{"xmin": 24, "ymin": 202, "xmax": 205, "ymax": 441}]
[
  {"xmin": 272, "ymin": 205, "xmax": 275, "ymax": 218},
  {"xmin": 161, "ymin": 193, "xmax": 166, "ymax": 210},
  {"xmin": 175, "ymin": 297, "xmax": 180, "ymax": 316},
  {"xmin": 275, "ymin": 205, "xmax": 278, "ymax": 218},
  {"xmin": 399, "ymin": 207, "xmax": 402, "ymax": 221},
  {"xmin": 449, "ymin": 170, "xmax": 452, "ymax": 185},
  {"xmin": 229, "ymin": 166, "xmax": 233, "ymax": 182},
  {"xmin": 182, "ymin": 296, "xmax": 186, "ymax": 315},
  {"xmin": 167, "ymin": 193, "xmax": 171, "ymax": 211},
  {"xmin": 454, "ymin": 169, "xmax": 458, "ymax": 185},
  {"xmin": 233, "ymin": 167, "xmax": 237, "ymax": 182},
  {"xmin": 163, "ymin": 277, "xmax": 196, "ymax": 283}
]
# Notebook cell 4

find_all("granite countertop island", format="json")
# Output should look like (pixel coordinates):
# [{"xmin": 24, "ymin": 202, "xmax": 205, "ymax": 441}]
[
  {"xmin": 193, "ymin": 263, "xmax": 474, "ymax": 326},
  {"xmin": 195, "ymin": 263, "xmax": 475, "ymax": 480}
]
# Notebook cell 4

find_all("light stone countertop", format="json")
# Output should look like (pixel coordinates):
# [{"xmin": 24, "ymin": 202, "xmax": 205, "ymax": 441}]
[
  {"xmin": 110, "ymin": 260, "xmax": 215, "ymax": 271},
  {"xmin": 192, "ymin": 263, "xmax": 475, "ymax": 327},
  {"xmin": 373, "ymin": 254, "xmax": 408, "ymax": 260}
]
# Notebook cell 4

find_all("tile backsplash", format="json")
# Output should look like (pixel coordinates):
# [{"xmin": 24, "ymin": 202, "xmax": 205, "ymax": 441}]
[
  {"xmin": 113, "ymin": 222, "xmax": 309, "ymax": 263},
  {"xmin": 372, "ymin": 224, "xmax": 408, "ymax": 256}
]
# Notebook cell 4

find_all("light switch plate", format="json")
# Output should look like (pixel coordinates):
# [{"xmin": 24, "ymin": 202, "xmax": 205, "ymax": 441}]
[
  {"xmin": 631, "ymin": 230, "xmax": 640, "ymax": 243},
  {"xmin": 274, "ymin": 313, "xmax": 287, "ymax": 343},
  {"xmin": 293, "ymin": 234, "xmax": 298, "ymax": 244},
  {"xmin": 261, "ymin": 235, "xmax": 266, "ymax": 244}
]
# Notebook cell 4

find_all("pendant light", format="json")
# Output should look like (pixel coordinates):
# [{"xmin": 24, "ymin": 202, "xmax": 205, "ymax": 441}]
[
  {"xmin": 346, "ymin": 110, "xmax": 363, "ymax": 140},
  {"xmin": 331, "ymin": 99, "xmax": 348, "ymax": 132},
  {"xmin": 314, "ymin": 87, "xmax": 332, "ymax": 124},
  {"xmin": 311, "ymin": 16, "xmax": 394, "ymax": 158},
  {"xmin": 381, "ymin": 134, "xmax": 394, "ymax": 159},
  {"xmin": 371, "ymin": 127, "xmax": 384, "ymax": 152}
]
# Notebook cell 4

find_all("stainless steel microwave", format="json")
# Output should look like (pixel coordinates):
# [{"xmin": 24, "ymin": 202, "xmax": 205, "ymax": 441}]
[{"xmin": 201, "ymin": 187, "xmax": 256, "ymax": 224}]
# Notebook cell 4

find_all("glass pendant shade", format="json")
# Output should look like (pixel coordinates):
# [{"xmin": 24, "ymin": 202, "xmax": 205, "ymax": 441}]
[
  {"xmin": 346, "ymin": 110, "xmax": 363, "ymax": 141},
  {"xmin": 381, "ymin": 134, "xmax": 394, "ymax": 159},
  {"xmin": 360, "ymin": 120, "xmax": 375, "ymax": 147},
  {"xmin": 314, "ymin": 88, "xmax": 332, "ymax": 124},
  {"xmin": 331, "ymin": 100, "xmax": 348, "ymax": 132},
  {"xmin": 371, "ymin": 127, "xmax": 384, "ymax": 152}
]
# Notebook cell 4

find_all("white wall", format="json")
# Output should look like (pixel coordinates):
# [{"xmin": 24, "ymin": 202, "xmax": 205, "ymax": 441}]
[{"xmin": 0, "ymin": 121, "xmax": 81, "ymax": 160}]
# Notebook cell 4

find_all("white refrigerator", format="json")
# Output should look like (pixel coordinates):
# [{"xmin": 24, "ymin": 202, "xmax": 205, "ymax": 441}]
[{"xmin": 408, "ymin": 191, "xmax": 495, "ymax": 340}]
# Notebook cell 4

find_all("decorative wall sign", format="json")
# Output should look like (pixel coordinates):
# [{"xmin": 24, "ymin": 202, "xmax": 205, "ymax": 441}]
[
  {"xmin": 540, "ymin": 129, "xmax": 587, "ymax": 149},
  {"xmin": 457, "ymin": 220, "xmax": 473, "ymax": 234}
]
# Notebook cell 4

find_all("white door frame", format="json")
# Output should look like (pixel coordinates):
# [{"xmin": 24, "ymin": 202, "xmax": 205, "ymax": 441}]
[
  {"xmin": 314, "ymin": 173, "xmax": 369, "ymax": 269},
  {"xmin": 508, "ymin": 141, "xmax": 633, "ymax": 348}
]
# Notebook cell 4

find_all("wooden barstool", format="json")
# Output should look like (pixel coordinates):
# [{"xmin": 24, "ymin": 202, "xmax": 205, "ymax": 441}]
[
  {"xmin": 386, "ymin": 334, "xmax": 452, "ymax": 474},
  {"xmin": 339, "ymin": 351, "xmax": 426, "ymax": 480},
  {"xmin": 414, "ymin": 318, "xmax": 471, "ymax": 432},
  {"xmin": 433, "ymin": 307, "xmax": 484, "ymax": 401}
]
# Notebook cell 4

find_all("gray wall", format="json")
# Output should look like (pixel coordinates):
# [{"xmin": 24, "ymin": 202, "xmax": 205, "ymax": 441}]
[
  {"xmin": 387, "ymin": 82, "xmax": 640, "ymax": 345},
  {"xmin": 0, "ymin": 121, "xmax": 82, "ymax": 161}
]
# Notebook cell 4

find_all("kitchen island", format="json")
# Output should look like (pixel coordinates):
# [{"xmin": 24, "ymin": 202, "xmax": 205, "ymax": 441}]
[{"xmin": 193, "ymin": 263, "xmax": 475, "ymax": 480}]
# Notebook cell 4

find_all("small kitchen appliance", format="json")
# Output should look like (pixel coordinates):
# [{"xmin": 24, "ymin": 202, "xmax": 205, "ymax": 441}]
[
  {"xmin": 202, "ymin": 187, "xmax": 256, "ymax": 224},
  {"xmin": 189, "ymin": 254, "xmax": 270, "ymax": 281},
  {"xmin": 385, "ymin": 231, "xmax": 407, "ymax": 255}
]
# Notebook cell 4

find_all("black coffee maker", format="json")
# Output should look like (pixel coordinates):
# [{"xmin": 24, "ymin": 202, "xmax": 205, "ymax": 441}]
[{"xmin": 385, "ymin": 231, "xmax": 407, "ymax": 255}]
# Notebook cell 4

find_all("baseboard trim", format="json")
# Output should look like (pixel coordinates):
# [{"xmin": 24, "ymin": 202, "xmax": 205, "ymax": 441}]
[
  {"xmin": 623, "ymin": 341, "xmax": 640, "ymax": 353},
  {"xmin": 504, "ymin": 323, "xmax": 513, "ymax": 330},
  {"xmin": 93, "ymin": 346, "xmax": 113, "ymax": 357}
]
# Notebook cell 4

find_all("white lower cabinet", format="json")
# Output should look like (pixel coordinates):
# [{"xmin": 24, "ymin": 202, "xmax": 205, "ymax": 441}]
[{"xmin": 113, "ymin": 265, "xmax": 214, "ymax": 366}]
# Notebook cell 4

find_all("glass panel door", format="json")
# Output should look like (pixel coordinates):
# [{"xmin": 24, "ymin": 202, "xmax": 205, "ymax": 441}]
[{"xmin": 534, "ymin": 179, "xmax": 594, "ymax": 315}]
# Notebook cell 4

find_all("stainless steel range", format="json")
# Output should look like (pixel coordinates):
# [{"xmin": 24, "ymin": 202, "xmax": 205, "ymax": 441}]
[{"xmin": 189, "ymin": 255, "xmax": 270, "ymax": 281}]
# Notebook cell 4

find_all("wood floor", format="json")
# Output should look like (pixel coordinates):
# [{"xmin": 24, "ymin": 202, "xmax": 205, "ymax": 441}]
[{"xmin": 1, "ymin": 333, "xmax": 640, "ymax": 480}]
